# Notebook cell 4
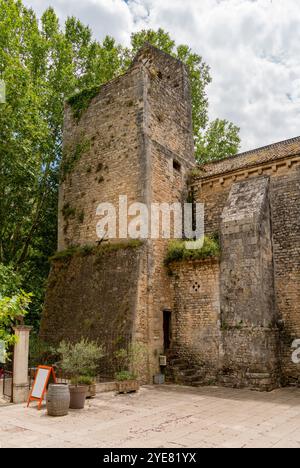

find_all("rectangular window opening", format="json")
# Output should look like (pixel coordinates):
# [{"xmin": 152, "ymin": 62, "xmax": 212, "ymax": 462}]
[{"xmin": 173, "ymin": 160, "xmax": 181, "ymax": 172}]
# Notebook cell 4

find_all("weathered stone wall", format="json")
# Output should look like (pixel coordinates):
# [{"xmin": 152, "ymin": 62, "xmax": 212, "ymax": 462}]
[
  {"xmin": 169, "ymin": 259, "xmax": 221, "ymax": 382},
  {"xmin": 270, "ymin": 168, "xmax": 300, "ymax": 384},
  {"xmin": 137, "ymin": 45, "xmax": 195, "ymax": 379},
  {"xmin": 43, "ymin": 53, "xmax": 152, "ymax": 378},
  {"xmin": 220, "ymin": 329, "xmax": 280, "ymax": 390},
  {"xmin": 42, "ymin": 42, "xmax": 300, "ymax": 389},
  {"xmin": 220, "ymin": 177, "xmax": 275, "ymax": 328},
  {"xmin": 219, "ymin": 176, "xmax": 279, "ymax": 390},
  {"xmin": 42, "ymin": 45, "xmax": 195, "ymax": 383},
  {"xmin": 40, "ymin": 245, "xmax": 144, "ymax": 347},
  {"xmin": 59, "ymin": 63, "xmax": 147, "ymax": 250},
  {"xmin": 192, "ymin": 153, "xmax": 300, "ymax": 386}
]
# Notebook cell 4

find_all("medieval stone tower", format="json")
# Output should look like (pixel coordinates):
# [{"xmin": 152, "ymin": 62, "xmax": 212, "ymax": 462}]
[
  {"xmin": 41, "ymin": 44, "xmax": 300, "ymax": 389},
  {"xmin": 40, "ymin": 44, "xmax": 195, "ymax": 380}
]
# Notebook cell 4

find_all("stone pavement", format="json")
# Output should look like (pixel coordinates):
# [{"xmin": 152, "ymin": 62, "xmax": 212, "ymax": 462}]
[{"xmin": 0, "ymin": 385, "xmax": 299, "ymax": 448}]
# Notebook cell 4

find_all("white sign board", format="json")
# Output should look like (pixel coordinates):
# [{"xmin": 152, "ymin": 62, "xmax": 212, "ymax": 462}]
[
  {"xmin": 27, "ymin": 366, "xmax": 56, "ymax": 409},
  {"xmin": 31, "ymin": 367, "xmax": 50, "ymax": 398}
]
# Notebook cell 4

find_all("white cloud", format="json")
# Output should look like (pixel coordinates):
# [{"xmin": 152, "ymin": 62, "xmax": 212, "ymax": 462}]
[
  {"xmin": 23, "ymin": 0, "xmax": 300, "ymax": 151},
  {"xmin": 23, "ymin": 0, "xmax": 134, "ymax": 43}
]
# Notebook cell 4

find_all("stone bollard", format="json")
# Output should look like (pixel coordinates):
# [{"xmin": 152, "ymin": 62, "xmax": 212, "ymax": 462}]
[{"xmin": 13, "ymin": 326, "xmax": 32, "ymax": 404}]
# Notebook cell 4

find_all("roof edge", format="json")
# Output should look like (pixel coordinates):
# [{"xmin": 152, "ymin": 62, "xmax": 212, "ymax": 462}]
[{"xmin": 197, "ymin": 136, "xmax": 300, "ymax": 169}]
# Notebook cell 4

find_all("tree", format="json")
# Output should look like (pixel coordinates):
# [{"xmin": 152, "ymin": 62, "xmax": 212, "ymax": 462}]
[
  {"xmin": 0, "ymin": 1, "xmax": 240, "ymax": 330},
  {"xmin": 0, "ymin": 264, "xmax": 32, "ymax": 352},
  {"xmin": 0, "ymin": 1, "xmax": 124, "ymax": 328},
  {"xmin": 196, "ymin": 119, "xmax": 241, "ymax": 163}
]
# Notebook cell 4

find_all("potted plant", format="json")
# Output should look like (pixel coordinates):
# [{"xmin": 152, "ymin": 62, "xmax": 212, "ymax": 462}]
[
  {"xmin": 58, "ymin": 339, "xmax": 103, "ymax": 409},
  {"xmin": 115, "ymin": 370, "xmax": 139, "ymax": 394},
  {"xmin": 75, "ymin": 375, "xmax": 96, "ymax": 398},
  {"xmin": 114, "ymin": 343, "xmax": 146, "ymax": 394}
]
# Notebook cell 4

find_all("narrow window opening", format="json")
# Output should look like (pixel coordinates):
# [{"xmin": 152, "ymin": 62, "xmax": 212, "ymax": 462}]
[
  {"xmin": 173, "ymin": 160, "xmax": 181, "ymax": 172},
  {"xmin": 163, "ymin": 310, "xmax": 172, "ymax": 352}
]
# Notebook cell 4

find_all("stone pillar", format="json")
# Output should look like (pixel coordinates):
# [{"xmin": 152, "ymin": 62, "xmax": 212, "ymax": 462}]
[
  {"xmin": 219, "ymin": 177, "xmax": 279, "ymax": 390},
  {"xmin": 13, "ymin": 326, "xmax": 32, "ymax": 404}
]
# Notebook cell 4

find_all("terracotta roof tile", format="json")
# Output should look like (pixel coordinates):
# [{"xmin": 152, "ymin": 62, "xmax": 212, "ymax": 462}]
[{"xmin": 196, "ymin": 136, "xmax": 300, "ymax": 179}]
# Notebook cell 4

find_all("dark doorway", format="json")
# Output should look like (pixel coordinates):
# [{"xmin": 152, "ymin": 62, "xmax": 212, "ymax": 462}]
[{"xmin": 163, "ymin": 310, "xmax": 172, "ymax": 352}]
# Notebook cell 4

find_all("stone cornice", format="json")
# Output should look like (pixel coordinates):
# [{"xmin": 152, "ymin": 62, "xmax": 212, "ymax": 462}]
[{"xmin": 191, "ymin": 153, "xmax": 300, "ymax": 189}]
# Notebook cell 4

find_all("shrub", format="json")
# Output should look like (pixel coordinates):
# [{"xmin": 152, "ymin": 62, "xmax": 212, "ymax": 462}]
[
  {"xmin": 114, "ymin": 343, "xmax": 147, "ymax": 381},
  {"xmin": 164, "ymin": 235, "xmax": 220, "ymax": 266},
  {"xmin": 115, "ymin": 370, "xmax": 135, "ymax": 382},
  {"xmin": 67, "ymin": 86, "xmax": 101, "ymax": 122},
  {"xmin": 0, "ymin": 290, "xmax": 32, "ymax": 352},
  {"xmin": 71, "ymin": 375, "xmax": 94, "ymax": 386},
  {"xmin": 57, "ymin": 338, "xmax": 103, "ymax": 385}
]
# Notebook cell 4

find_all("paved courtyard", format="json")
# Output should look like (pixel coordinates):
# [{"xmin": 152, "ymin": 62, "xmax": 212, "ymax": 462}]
[{"xmin": 0, "ymin": 385, "xmax": 300, "ymax": 448}]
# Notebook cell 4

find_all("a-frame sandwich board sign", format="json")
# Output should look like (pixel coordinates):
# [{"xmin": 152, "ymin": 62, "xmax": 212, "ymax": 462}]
[{"xmin": 27, "ymin": 365, "xmax": 57, "ymax": 410}]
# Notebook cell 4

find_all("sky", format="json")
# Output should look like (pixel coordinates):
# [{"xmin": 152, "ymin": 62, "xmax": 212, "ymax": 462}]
[{"xmin": 23, "ymin": 0, "xmax": 300, "ymax": 152}]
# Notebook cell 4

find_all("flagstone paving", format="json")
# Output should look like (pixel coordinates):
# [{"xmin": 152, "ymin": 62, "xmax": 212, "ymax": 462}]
[{"xmin": 0, "ymin": 385, "xmax": 299, "ymax": 448}]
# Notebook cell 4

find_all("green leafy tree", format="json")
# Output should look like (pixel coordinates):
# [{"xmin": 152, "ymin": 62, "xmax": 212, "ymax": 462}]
[
  {"xmin": 197, "ymin": 119, "xmax": 241, "ymax": 163},
  {"xmin": 0, "ymin": 264, "xmax": 32, "ymax": 352},
  {"xmin": 0, "ymin": 2, "xmax": 240, "ymax": 330},
  {"xmin": 0, "ymin": 1, "xmax": 124, "ymax": 329},
  {"xmin": 0, "ymin": 264, "xmax": 22, "ymax": 296},
  {"xmin": 0, "ymin": 291, "xmax": 32, "ymax": 348}
]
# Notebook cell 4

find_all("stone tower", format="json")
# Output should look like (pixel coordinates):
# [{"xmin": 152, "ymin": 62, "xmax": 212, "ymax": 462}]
[
  {"xmin": 40, "ymin": 44, "xmax": 195, "ymax": 381},
  {"xmin": 41, "ymin": 43, "xmax": 300, "ymax": 390}
]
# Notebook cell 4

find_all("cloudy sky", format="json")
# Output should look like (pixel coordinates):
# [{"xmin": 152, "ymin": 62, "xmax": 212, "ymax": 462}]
[{"xmin": 23, "ymin": 0, "xmax": 300, "ymax": 152}]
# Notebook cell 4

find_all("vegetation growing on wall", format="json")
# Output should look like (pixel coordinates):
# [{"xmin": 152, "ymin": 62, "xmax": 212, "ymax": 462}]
[
  {"xmin": 67, "ymin": 86, "xmax": 102, "ymax": 122},
  {"xmin": 49, "ymin": 240, "xmax": 144, "ymax": 262},
  {"xmin": 60, "ymin": 138, "xmax": 91, "ymax": 181},
  {"xmin": 77, "ymin": 210, "xmax": 85, "ymax": 224},
  {"xmin": 62, "ymin": 203, "xmax": 76, "ymax": 221},
  {"xmin": 164, "ymin": 236, "xmax": 220, "ymax": 266}
]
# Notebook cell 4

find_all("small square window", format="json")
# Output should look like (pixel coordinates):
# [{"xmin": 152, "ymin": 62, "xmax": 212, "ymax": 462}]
[{"xmin": 173, "ymin": 160, "xmax": 181, "ymax": 172}]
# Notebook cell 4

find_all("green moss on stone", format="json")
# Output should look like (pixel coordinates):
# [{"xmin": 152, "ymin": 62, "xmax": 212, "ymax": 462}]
[
  {"xmin": 77, "ymin": 210, "xmax": 85, "ymax": 224},
  {"xmin": 60, "ymin": 138, "xmax": 91, "ymax": 181},
  {"xmin": 50, "ymin": 240, "xmax": 144, "ymax": 263},
  {"xmin": 67, "ymin": 86, "xmax": 101, "ymax": 122},
  {"xmin": 62, "ymin": 203, "xmax": 76, "ymax": 220}
]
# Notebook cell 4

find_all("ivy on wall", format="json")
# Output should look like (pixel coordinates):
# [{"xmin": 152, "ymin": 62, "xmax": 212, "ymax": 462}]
[{"xmin": 60, "ymin": 137, "xmax": 91, "ymax": 181}]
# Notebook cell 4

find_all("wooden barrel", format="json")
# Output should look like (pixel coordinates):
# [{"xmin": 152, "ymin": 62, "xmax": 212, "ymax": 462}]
[{"xmin": 46, "ymin": 384, "xmax": 70, "ymax": 417}]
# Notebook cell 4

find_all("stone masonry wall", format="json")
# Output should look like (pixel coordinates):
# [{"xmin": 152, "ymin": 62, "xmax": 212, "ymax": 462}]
[
  {"xmin": 135, "ymin": 45, "xmax": 195, "ymax": 380},
  {"xmin": 42, "ymin": 45, "xmax": 196, "ymax": 383},
  {"xmin": 40, "ymin": 245, "xmax": 144, "ymax": 363},
  {"xmin": 220, "ymin": 177, "xmax": 275, "ymax": 328},
  {"xmin": 219, "ymin": 177, "xmax": 279, "ymax": 390},
  {"xmin": 270, "ymin": 167, "xmax": 300, "ymax": 384},
  {"xmin": 170, "ymin": 259, "xmax": 221, "ymax": 383},
  {"xmin": 42, "ymin": 42, "xmax": 299, "ymax": 389},
  {"xmin": 59, "ymin": 63, "xmax": 147, "ymax": 250},
  {"xmin": 192, "ymin": 157, "xmax": 300, "ymax": 386}
]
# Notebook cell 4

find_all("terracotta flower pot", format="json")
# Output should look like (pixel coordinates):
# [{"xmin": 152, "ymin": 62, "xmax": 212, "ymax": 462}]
[{"xmin": 69, "ymin": 385, "xmax": 88, "ymax": 409}]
